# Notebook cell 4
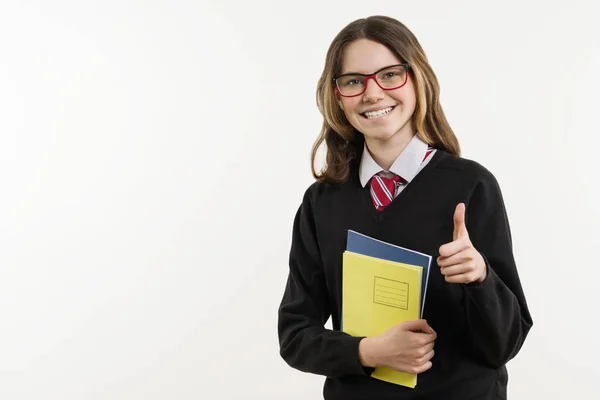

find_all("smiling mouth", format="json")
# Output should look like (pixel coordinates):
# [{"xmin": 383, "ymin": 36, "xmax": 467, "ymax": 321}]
[{"xmin": 361, "ymin": 106, "xmax": 396, "ymax": 120}]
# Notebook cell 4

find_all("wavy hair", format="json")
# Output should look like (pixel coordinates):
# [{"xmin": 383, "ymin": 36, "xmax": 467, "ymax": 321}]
[{"xmin": 311, "ymin": 16, "xmax": 461, "ymax": 184}]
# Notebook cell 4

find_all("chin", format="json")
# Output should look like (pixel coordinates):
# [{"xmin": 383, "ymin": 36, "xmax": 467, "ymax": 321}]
[{"xmin": 363, "ymin": 129, "xmax": 400, "ymax": 142}]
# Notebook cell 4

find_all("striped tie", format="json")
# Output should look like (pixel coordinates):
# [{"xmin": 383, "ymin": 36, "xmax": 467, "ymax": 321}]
[
  {"xmin": 369, "ymin": 146, "xmax": 435, "ymax": 211},
  {"xmin": 370, "ymin": 173, "xmax": 406, "ymax": 211}
]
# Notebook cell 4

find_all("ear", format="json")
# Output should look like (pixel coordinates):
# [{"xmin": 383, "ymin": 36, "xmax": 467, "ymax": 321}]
[{"xmin": 338, "ymin": 100, "xmax": 344, "ymax": 110}]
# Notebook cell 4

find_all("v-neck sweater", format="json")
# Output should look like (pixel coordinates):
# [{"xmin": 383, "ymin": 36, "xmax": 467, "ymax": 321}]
[{"xmin": 277, "ymin": 149, "xmax": 533, "ymax": 400}]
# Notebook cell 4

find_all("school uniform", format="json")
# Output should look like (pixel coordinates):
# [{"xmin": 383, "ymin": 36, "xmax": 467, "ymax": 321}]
[{"xmin": 277, "ymin": 134, "xmax": 533, "ymax": 400}]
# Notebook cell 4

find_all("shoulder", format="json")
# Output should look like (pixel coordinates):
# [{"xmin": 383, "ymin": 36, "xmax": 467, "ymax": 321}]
[
  {"xmin": 434, "ymin": 151, "xmax": 501, "ymax": 191},
  {"xmin": 293, "ymin": 176, "xmax": 358, "ymax": 230},
  {"xmin": 433, "ymin": 151, "xmax": 508, "ymax": 220},
  {"xmin": 290, "ymin": 180, "xmax": 348, "ymax": 246},
  {"xmin": 299, "ymin": 179, "xmax": 347, "ymax": 210}
]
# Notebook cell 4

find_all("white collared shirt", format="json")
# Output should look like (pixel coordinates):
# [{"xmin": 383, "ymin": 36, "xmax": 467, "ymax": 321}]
[{"xmin": 359, "ymin": 134, "xmax": 436, "ymax": 197}]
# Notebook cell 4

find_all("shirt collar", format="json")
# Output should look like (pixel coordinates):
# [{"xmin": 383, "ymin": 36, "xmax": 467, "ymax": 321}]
[{"xmin": 359, "ymin": 134, "xmax": 430, "ymax": 187}]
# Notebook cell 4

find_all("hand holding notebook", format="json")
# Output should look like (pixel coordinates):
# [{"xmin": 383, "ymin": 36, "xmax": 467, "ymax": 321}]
[{"xmin": 358, "ymin": 319, "xmax": 436, "ymax": 374}]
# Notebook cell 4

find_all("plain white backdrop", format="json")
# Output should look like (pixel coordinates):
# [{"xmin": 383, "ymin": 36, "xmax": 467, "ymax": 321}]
[{"xmin": 1, "ymin": 0, "xmax": 598, "ymax": 399}]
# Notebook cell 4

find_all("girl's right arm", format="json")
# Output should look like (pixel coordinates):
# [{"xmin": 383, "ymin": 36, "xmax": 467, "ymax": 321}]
[
  {"xmin": 277, "ymin": 195, "xmax": 370, "ymax": 378},
  {"xmin": 277, "ymin": 190, "xmax": 437, "ymax": 377}
]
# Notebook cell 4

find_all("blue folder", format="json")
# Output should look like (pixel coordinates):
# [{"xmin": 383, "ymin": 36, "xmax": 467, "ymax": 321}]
[{"xmin": 346, "ymin": 230, "xmax": 432, "ymax": 316}]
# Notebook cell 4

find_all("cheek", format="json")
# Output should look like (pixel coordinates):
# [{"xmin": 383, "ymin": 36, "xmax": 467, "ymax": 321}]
[
  {"xmin": 404, "ymin": 85, "xmax": 418, "ymax": 109},
  {"xmin": 340, "ymin": 99, "xmax": 361, "ymax": 116},
  {"xmin": 405, "ymin": 96, "xmax": 417, "ymax": 112},
  {"xmin": 391, "ymin": 91, "xmax": 417, "ymax": 113}
]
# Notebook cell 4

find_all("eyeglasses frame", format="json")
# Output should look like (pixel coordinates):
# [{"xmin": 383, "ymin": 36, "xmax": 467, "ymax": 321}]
[{"xmin": 333, "ymin": 63, "xmax": 411, "ymax": 98}]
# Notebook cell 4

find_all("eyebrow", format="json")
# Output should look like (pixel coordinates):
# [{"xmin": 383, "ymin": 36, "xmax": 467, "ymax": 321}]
[{"xmin": 338, "ymin": 64, "xmax": 403, "ymax": 76}]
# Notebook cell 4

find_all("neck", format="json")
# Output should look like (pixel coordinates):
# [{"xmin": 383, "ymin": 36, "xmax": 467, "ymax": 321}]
[{"xmin": 365, "ymin": 128, "xmax": 415, "ymax": 171}]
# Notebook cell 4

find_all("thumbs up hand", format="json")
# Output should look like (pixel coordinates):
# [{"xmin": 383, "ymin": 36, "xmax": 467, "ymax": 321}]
[{"xmin": 437, "ymin": 203, "xmax": 487, "ymax": 284}]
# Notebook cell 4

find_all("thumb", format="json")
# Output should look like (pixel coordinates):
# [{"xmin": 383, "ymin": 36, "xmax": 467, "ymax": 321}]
[
  {"xmin": 453, "ymin": 203, "xmax": 468, "ymax": 241},
  {"xmin": 400, "ymin": 319, "xmax": 434, "ymax": 334}
]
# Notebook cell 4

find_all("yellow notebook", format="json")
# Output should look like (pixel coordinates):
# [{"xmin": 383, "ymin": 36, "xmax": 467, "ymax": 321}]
[{"xmin": 342, "ymin": 251, "xmax": 422, "ymax": 388}]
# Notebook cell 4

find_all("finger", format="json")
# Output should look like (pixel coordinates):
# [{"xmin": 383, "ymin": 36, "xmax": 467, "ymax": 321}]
[
  {"xmin": 419, "ymin": 341, "xmax": 435, "ymax": 355},
  {"xmin": 416, "ymin": 349, "xmax": 435, "ymax": 365},
  {"xmin": 437, "ymin": 250, "xmax": 470, "ymax": 267},
  {"xmin": 440, "ymin": 263, "xmax": 473, "ymax": 277},
  {"xmin": 444, "ymin": 272, "xmax": 476, "ymax": 284},
  {"xmin": 415, "ymin": 331, "xmax": 437, "ymax": 346},
  {"xmin": 453, "ymin": 203, "xmax": 469, "ymax": 241},
  {"xmin": 411, "ymin": 360, "xmax": 432, "ymax": 374},
  {"xmin": 400, "ymin": 319, "xmax": 434, "ymax": 334},
  {"xmin": 438, "ymin": 237, "xmax": 470, "ymax": 258}
]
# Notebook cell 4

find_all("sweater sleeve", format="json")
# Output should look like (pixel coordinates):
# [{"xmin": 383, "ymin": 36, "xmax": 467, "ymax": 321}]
[
  {"xmin": 461, "ymin": 170, "xmax": 533, "ymax": 368},
  {"xmin": 277, "ymin": 192, "xmax": 370, "ymax": 378}
]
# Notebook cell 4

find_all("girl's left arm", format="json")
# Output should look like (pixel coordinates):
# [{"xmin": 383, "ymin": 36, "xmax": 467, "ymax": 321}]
[{"xmin": 461, "ymin": 170, "xmax": 533, "ymax": 368}]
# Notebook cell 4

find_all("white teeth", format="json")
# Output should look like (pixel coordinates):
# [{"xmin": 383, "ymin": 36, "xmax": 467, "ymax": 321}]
[{"xmin": 364, "ymin": 106, "xmax": 394, "ymax": 119}]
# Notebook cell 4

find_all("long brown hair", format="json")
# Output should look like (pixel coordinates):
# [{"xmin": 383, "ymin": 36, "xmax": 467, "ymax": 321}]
[{"xmin": 311, "ymin": 16, "xmax": 461, "ymax": 184}]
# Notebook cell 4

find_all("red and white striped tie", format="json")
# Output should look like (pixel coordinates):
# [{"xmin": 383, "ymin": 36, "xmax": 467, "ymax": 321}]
[
  {"xmin": 370, "ymin": 173, "xmax": 406, "ymax": 211},
  {"xmin": 369, "ymin": 146, "xmax": 434, "ymax": 211}
]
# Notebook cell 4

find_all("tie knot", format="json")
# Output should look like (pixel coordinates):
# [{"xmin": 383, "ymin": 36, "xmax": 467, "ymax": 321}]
[
  {"xmin": 369, "ymin": 172, "xmax": 405, "ymax": 211},
  {"xmin": 373, "ymin": 172, "xmax": 405, "ymax": 185}
]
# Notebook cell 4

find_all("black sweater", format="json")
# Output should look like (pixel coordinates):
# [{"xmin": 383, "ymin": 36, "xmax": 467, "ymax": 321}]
[{"xmin": 277, "ymin": 150, "xmax": 533, "ymax": 400}]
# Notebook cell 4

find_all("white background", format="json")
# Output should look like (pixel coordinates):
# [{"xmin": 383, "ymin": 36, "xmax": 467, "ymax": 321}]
[{"xmin": 1, "ymin": 0, "xmax": 598, "ymax": 399}]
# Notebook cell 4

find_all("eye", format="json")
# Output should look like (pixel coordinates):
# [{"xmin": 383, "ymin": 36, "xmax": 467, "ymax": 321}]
[
  {"xmin": 383, "ymin": 72, "xmax": 398, "ymax": 79},
  {"xmin": 341, "ymin": 78, "xmax": 361, "ymax": 86}
]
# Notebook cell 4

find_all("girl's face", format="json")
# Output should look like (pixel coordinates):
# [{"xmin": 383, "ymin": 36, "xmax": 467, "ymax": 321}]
[{"xmin": 337, "ymin": 39, "xmax": 417, "ymax": 145}]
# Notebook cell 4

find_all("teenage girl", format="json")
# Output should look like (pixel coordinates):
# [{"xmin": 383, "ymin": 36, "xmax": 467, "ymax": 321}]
[{"xmin": 278, "ymin": 15, "xmax": 532, "ymax": 400}]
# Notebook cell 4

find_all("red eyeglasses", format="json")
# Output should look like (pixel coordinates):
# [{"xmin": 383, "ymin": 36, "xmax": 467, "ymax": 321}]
[{"xmin": 333, "ymin": 63, "xmax": 410, "ymax": 97}]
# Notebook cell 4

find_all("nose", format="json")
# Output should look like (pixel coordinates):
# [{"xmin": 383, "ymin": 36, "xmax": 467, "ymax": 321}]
[{"xmin": 362, "ymin": 76, "xmax": 384, "ymax": 103}]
